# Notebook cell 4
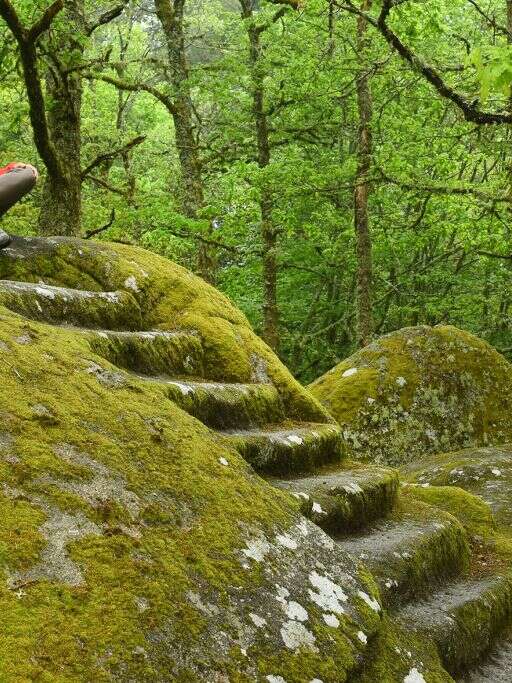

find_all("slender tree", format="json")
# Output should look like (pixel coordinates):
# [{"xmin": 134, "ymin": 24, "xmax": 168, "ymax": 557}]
[
  {"xmin": 354, "ymin": 0, "xmax": 374, "ymax": 347},
  {"xmin": 239, "ymin": 0, "xmax": 291, "ymax": 352}
]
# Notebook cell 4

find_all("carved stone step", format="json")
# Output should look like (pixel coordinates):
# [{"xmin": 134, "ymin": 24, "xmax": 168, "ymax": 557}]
[
  {"xmin": 459, "ymin": 639, "xmax": 512, "ymax": 682},
  {"xmin": 137, "ymin": 377, "xmax": 284, "ymax": 429},
  {"xmin": 397, "ymin": 574, "xmax": 512, "ymax": 675},
  {"xmin": 0, "ymin": 280, "xmax": 141, "ymax": 330},
  {"xmin": 270, "ymin": 464, "xmax": 399, "ymax": 534},
  {"xmin": 84, "ymin": 328, "xmax": 205, "ymax": 378},
  {"xmin": 338, "ymin": 500, "xmax": 470, "ymax": 608},
  {"xmin": 219, "ymin": 423, "xmax": 343, "ymax": 475}
]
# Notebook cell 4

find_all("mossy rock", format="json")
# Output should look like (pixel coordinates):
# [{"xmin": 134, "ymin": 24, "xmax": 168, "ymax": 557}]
[
  {"xmin": 404, "ymin": 445, "xmax": 512, "ymax": 529},
  {"xmin": 309, "ymin": 326, "xmax": 512, "ymax": 465},
  {"xmin": 338, "ymin": 497, "xmax": 470, "ymax": 609},
  {"xmin": 0, "ymin": 237, "xmax": 382, "ymax": 681}
]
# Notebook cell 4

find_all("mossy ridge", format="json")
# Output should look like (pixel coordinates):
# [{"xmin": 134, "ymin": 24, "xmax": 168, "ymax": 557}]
[
  {"xmin": 404, "ymin": 485, "xmax": 496, "ymax": 541},
  {"xmin": 160, "ymin": 379, "xmax": 285, "ymax": 429},
  {"xmin": 397, "ymin": 574, "xmax": 512, "ymax": 676},
  {"xmin": 339, "ymin": 497, "xmax": 471, "ymax": 609},
  {"xmin": 0, "ymin": 240, "xmax": 383, "ymax": 681},
  {"xmin": 224, "ymin": 423, "xmax": 344, "ymax": 475},
  {"xmin": 0, "ymin": 236, "xmax": 331, "ymax": 424},
  {"xmin": 86, "ymin": 328, "xmax": 206, "ymax": 378},
  {"xmin": 0, "ymin": 280, "xmax": 142, "ymax": 331},
  {"xmin": 270, "ymin": 462, "xmax": 399, "ymax": 535},
  {"xmin": 349, "ymin": 616, "xmax": 455, "ymax": 683},
  {"xmin": 403, "ymin": 445, "xmax": 512, "ymax": 528},
  {"xmin": 309, "ymin": 325, "xmax": 512, "ymax": 465}
]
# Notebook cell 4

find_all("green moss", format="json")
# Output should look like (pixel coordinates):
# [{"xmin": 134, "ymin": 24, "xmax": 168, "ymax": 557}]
[
  {"xmin": 0, "ymin": 237, "xmax": 379, "ymax": 681},
  {"xmin": 351, "ymin": 496, "xmax": 471, "ymax": 608},
  {"xmin": 405, "ymin": 485, "xmax": 496, "ymax": 539},
  {"xmin": 310, "ymin": 325, "xmax": 512, "ymax": 465},
  {"xmin": 351, "ymin": 617, "xmax": 454, "ymax": 683},
  {"xmin": 271, "ymin": 462, "xmax": 399, "ymax": 534}
]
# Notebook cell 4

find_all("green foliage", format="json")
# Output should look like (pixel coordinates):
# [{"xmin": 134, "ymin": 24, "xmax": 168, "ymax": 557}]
[{"xmin": 2, "ymin": 0, "xmax": 512, "ymax": 381}]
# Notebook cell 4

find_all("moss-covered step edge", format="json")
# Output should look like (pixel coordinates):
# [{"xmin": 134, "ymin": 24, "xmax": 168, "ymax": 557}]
[
  {"xmin": 337, "ymin": 498, "xmax": 470, "ymax": 609},
  {"xmin": 403, "ymin": 445, "xmax": 512, "ymax": 527},
  {"xmin": 220, "ymin": 423, "xmax": 344, "ymax": 476},
  {"xmin": 459, "ymin": 637, "xmax": 512, "ymax": 682},
  {"xmin": 0, "ymin": 236, "xmax": 332, "ymax": 424},
  {"xmin": 351, "ymin": 616, "xmax": 455, "ymax": 683},
  {"xmin": 82, "ymin": 328, "xmax": 206, "ymax": 379},
  {"xmin": 0, "ymin": 280, "xmax": 142, "ymax": 330},
  {"xmin": 269, "ymin": 463, "xmax": 399, "ymax": 535},
  {"xmin": 137, "ymin": 376, "xmax": 286, "ymax": 429},
  {"xmin": 397, "ymin": 574, "xmax": 512, "ymax": 676}
]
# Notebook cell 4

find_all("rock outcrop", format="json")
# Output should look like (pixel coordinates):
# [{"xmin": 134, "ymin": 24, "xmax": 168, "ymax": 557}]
[
  {"xmin": 309, "ymin": 325, "xmax": 512, "ymax": 466},
  {"xmin": 2, "ymin": 238, "xmax": 512, "ymax": 682},
  {"xmin": 0, "ymin": 236, "xmax": 378, "ymax": 682}
]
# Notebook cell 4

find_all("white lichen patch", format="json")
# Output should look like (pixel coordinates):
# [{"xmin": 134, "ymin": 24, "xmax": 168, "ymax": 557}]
[
  {"xmin": 241, "ymin": 535, "xmax": 272, "ymax": 563},
  {"xmin": 357, "ymin": 590, "xmax": 381, "ymax": 612},
  {"xmin": 312, "ymin": 502, "xmax": 327, "ymax": 515},
  {"xmin": 343, "ymin": 482, "xmax": 363, "ymax": 495},
  {"xmin": 308, "ymin": 571, "xmax": 348, "ymax": 614},
  {"xmin": 285, "ymin": 601, "xmax": 308, "ymax": 622},
  {"xmin": 396, "ymin": 376, "xmax": 407, "ymax": 387},
  {"xmin": 275, "ymin": 585, "xmax": 290, "ymax": 604},
  {"xmin": 404, "ymin": 668, "xmax": 426, "ymax": 683},
  {"xmin": 280, "ymin": 620, "xmax": 317, "ymax": 652},
  {"xmin": 249, "ymin": 613, "xmax": 267, "ymax": 628},
  {"xmin": 169, "ymin": 381, "xmax": 195, "ymax": 396},
  {"xmin": 276, "ymin": 534, "xmax": 298, "ymax": 550},
  {"xmin": 342, "ymin": 367, "xmax": 358, "ymax": 378},
  {"xmin": 266, "ymin": 676, "xmax": 287, "ymax": 683},
  {"xmin": 287, "ymin": 435, "xmax": 304, "ymax": 445},
  {"xmin": 124, "ymin": 275, "xmax": 140, "ymax": 292},
  {"xmin": 219, "ymin": 457, "xmax": 229, "ymax": 466},
  {"xmin": 323, "ymin": 613, "xmax": 340, "ymax": 628}
]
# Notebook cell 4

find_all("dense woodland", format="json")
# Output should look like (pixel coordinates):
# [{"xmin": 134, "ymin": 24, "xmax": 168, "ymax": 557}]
[{"xmin": 2, "ymin": 0, "xmax": 512, "ymax": 382}]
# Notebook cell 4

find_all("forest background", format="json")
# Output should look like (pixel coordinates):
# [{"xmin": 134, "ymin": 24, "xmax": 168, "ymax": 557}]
[{"xmin": 1, "ymin": 0, "xmax": 512, "ymax": 383}]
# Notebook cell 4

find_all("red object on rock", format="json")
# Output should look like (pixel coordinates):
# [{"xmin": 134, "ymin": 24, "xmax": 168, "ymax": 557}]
[{"xmin": 0, "ymin": 163, "xmax": 19, "ymax": 176}]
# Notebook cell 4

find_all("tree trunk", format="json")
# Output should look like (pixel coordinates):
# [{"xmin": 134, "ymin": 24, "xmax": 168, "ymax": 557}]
[
  {"xmin": 241, "ymin": 1, "xmax": 280, "ymax": 352},
  {"xmin": 154, "ymin": 0, "xmax": 214, "ymax": 282},
  {"xmin": 354, "ymin": 0, "xmax": 374, "ymax": 348},
  {"xmin": 38, "ymin": 0, "xmax": 84, "ymax": 236}
]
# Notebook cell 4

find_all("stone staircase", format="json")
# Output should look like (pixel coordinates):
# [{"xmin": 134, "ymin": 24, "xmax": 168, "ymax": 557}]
[{"xmin": 2, "ymin": 277, "xmax": 512, "ymax": 681}]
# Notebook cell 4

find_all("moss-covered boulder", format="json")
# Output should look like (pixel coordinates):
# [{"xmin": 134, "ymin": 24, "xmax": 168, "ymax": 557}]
[
  {"xmin": 309, "ymin": 325, "xmax": 512, "ymax": 465},
  {"xmin": 0, "ymin": 237, "xmax": 382, "ymax": 681},
  {"xmin": 404, "ymin": 445, "xmax": 512, "ymax": 528}
]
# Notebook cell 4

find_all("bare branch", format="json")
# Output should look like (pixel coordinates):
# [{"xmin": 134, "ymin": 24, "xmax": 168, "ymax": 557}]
[
  {"xmin": 27, "ymin": 0, "xmax": 64, "ymax": 41},
  {"xmin": 84, "ymin": 208, "xmax": 116, "ymax": 238},
  {"xmin": 86, "ymin": 1, "xmax": 128, "ymax": 36},
  {"xmin": 336, "ymin": 0, "xmax": 512, "ymax": 124},
  {"xmin": 85, "ymin": 72, "xmax": 177, "ymax": 114},
  {"xmin": 81, "ymin": 135, "xmax": 146, "ymax": 179}
]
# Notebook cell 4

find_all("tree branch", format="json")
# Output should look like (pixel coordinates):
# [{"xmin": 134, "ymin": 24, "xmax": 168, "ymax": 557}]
[
  {"xmin": 336, "ymin": 0, "xmax": 512, "ymax": 124},
  {"xmin": 86, "ymin": 1, "xmax": 128, "ymax": 36},
  {"xmin": 81, "ymin": 135, "xmax": 146, "ymax": 179},
  {"xmin": 86, "ymin": 72, "xmax": 177, "ymax": 114},
  {"xmin": 84, "ymin": 208, "xmax": 116, "ymax": 238},
  {"xmin": 27, "ymin": 0, "xmax": 64, "ymax": 41}
]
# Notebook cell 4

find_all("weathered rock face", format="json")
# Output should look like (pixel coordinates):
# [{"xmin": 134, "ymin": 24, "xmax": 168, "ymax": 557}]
[
  {"xmin": 309, "ymin": 325, "xmax": 512, "ymax": 466},
  {"xmin": 0, "ymin": 237, "xmax": 381, "ymax": 682}
]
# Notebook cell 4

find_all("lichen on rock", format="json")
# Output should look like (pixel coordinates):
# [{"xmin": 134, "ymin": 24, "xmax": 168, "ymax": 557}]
[
  {"xmin": 0, "ymin": 236, "xmax": 376, "ymax": 681},
  {"xmin": 309, "ymin": 325, "xmax": 512, "ymax": 465}
]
